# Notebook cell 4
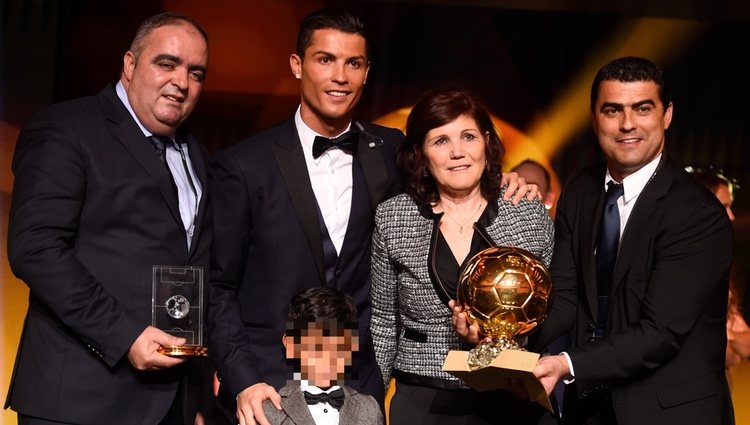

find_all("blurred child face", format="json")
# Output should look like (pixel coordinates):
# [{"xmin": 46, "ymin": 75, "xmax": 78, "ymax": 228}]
[{"xmin": 285, "ymin": 321, "xmax": 359, "ymax": 388}]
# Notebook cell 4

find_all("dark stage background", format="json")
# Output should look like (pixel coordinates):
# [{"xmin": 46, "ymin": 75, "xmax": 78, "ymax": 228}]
[{"xmin": 2, "ymin": 1, "xmax": 750, "ymax": 423}]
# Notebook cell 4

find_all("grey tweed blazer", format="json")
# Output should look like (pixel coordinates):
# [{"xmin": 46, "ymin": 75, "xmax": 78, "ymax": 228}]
[
  {"xmin": 262, "ymin": 384, "xmax": 383, "ymax": 425},
  {"xmin": 370, "ymin": 193, "xmax": 554, "ymax": 384}
]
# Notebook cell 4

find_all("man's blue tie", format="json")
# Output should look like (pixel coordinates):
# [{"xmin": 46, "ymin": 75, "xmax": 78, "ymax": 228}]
[{"xmin": 594, "ymin": 181, "xmax": 624, "ymax": 338}]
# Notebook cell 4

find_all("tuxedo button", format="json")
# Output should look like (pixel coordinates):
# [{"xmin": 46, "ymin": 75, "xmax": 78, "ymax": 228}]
[
  {"xmin": 587, "ymin": 323, "xmax": 596, "ymax": 332},
  {"xmin": 335, "ymin": 270, "xmax": 342, "ymax": 278}
]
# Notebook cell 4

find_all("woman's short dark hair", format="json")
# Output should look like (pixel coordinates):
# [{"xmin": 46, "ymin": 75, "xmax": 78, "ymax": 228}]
[{"xmin": 398, "ymin": 86, "xmax": 504, "ymax": 205}]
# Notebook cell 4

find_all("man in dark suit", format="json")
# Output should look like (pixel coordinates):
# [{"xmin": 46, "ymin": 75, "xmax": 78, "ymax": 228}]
[
  {"xmin": 6, "ymin": 13, "xmax": 212, "ymax": 425},
  {"xmin": 531, "ymin": 56, "xmax": 734, "ymax": 424},
  {"xmin": 207, "ymin": 9, "xmax": 400, "ymax": 425}
]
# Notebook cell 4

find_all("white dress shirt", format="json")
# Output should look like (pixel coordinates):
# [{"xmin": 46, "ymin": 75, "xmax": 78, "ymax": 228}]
[
  {"xmin": 295, "ymin": 107, "xmax": 353, "ymax": 254},
  {"xmin": 605, "ymin": 153, "xmax": 662, "ymax": 240},
  {"xmin": 116, "ymin": 82, "xmax": 202, "ymax": 250},
  {"xmin": 300, "ymin": 382, "xmax": 342, "ymax": 425}
]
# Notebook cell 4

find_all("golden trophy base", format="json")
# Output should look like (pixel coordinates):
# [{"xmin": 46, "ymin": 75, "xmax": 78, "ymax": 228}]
[
  {"xmin": 157, "ymin": 345, "xmax": 208, "ymax": 357},
  {"xmin": 467, "ymin": 337, "xmax": 523, "ymax": 369},
  {"xmin": 443, "ymin": 349, "xmax": 552, "ymax": 412}
]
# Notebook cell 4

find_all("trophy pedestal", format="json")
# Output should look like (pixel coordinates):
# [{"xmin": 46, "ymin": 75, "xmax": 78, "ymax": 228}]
[
  {"xmin": 443, "ymin": 349, "xmax": 552, "ymax": 412},
  {"xmin": 157, "ymin": 345, "xmax": 208, "ymax": 357}
]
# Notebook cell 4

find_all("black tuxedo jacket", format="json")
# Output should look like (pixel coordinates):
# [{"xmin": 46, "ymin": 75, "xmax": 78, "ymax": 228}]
[
  {"xmin": 6, "ymin": 85, "xmax": 212, "ymax": 424},
  {"xmin": 208, "ymin": 116, "xmax": 402, "ymax": 403},
  {"xmin": 530, "ymin": 156, "xmax": 734, "ymax": 424}
]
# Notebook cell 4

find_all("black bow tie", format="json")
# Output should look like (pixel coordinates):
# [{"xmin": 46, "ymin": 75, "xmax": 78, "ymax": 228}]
[
  {"xmin": 303, "ymin": 388, "xmax": 345, "ymax": 410},
  {"xmin": 312, "ymin": 130, "xmax": 359, "ymax": 159}
]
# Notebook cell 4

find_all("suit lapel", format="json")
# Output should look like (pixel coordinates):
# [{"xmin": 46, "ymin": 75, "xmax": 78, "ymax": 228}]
[
  {"xmin": 99, "ymin": 86, "xmax": 183, "ymax": 227},
  {"xmin": 581, "ymin": 167, "xmax": 606, "ymax": 321},
  {"xmin": 271, "ymin": 118, "xmax": 326, "ymax": 285},
  {"xmin": 338, "ymin": 386, "xmax": 360, "ymax": 425},
  {"xmin": 612, "ymin": 156, "xmax": 671, "ymax": 290},
  {"xmin": 353, "ymin": 121, "xmax": 389, "ymax": 210},
  {"xmin": 185, "ymin": 136, "xmax": 209, "ymax": 259},
  {"xmin": 280, "ymin": 386, "xmax": 317, "ymax": 425}
]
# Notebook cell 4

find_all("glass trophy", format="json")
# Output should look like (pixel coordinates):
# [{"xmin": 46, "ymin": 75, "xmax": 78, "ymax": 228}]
[{"xmin": 152, "ymin": 265, "xmax": 208, "ymax": 357}]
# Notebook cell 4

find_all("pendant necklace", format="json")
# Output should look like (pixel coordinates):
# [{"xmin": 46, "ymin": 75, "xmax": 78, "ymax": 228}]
[{"xmin": 440, "ymin": 200, "xmax": 484, "ymax": 234}]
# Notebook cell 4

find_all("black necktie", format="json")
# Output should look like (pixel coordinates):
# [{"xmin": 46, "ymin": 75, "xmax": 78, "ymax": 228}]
[
  {"xmin": 147, "ymin": 135, "xmax": 172, "ymax": 165},
  {"xmin": 312, "ymin": 130, "xmax": 359, "ymax": 159},
  {"xmin": 594, "ymin": 181, "xmax": 624, "ymax": 338},
  {"xmin": 147, "ymin": 135, "xmax": 180, "ymax": 198},
  {"xmin": 303, "ymin": 388, "xmax": 345, "ymax": 410}
]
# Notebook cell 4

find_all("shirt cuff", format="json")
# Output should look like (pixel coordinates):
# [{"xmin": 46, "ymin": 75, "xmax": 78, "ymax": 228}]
[{"xmin": 561, "ymin": 352, "xmax": 575, "ymax": 384}]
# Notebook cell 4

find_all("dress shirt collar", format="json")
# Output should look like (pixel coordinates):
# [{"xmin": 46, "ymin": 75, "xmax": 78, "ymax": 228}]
[
  {"xmin": 116, "ymin": 81, "xmax": 153, "ymax": 138},
  {"xmin": 605, "ymin": 153, "xmax": 662, "ymax": 206},
  {"xmin": 299, "ymin": 381, "xmax": 342, "ymax": 395},
  {"xmin": 295, "ymin": 106, "xmax": 352, "ymax": 164}
]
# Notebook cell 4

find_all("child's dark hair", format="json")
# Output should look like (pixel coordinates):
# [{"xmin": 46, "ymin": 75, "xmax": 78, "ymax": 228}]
[{"xmin": 286, "ymin": 287, "xmax": 358, "ymax": 340}]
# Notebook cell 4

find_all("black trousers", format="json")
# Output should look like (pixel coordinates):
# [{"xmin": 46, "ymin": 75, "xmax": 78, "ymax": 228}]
[
  {"xmin": 566, "ymin": 389, "xmax": 618, "ymax": 425},
  {"xmin": 18, "ymin": 383, "xmax": 188, "ymax": 425},
  {"xmin": 388, "ymin": 378, "xmax": 554, "ymax": 425}
]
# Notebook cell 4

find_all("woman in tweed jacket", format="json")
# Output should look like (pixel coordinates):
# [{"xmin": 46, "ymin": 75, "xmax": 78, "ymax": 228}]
[{"xmin": 370, "ymin": 87, "xmax": 555, "ymax": 424}]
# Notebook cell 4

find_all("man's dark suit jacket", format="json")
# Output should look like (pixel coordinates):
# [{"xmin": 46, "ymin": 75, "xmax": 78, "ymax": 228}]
[
  {"xmin": 208, "ymin": 117, "xmax": 402, "ymax": 403},
  {"xmin": 262, "ymin": 385, "xmax": 383, "ymax": 425},
  {"xmin": 530, "ymin": 156, "xmax": 734, "ymax": 424},
  {"xmin": 5, "ymin": 85, "xmax": 212, "ymax": 424}
]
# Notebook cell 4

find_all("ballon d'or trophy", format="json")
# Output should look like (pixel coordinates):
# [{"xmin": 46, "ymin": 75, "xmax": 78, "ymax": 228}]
[
  {"xmin": 443, "ymin": 246, "xmax": 552, "ymax": 410},
  {"xmin": 457, "ymin": 246, "xmax": 551, "ymax": 369}
]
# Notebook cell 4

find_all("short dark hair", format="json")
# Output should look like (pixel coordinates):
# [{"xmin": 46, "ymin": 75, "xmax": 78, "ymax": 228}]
[
  {"xmin": 399, "ymin": 86, "xmax": 504, "ymax": 205},
  {"xmin": 130, "ymin": 12, "xmax": 208, "ymax": 60},
  {"xmin": 295, "ymin": 7, "xmax": 368, "ymax": 58},
  {"xmin": 286, "ymin": 287, "xmax": 358, "ymax": 339},
  {"xmin": 590, "ymin": 56, "xmax": 671, "ymax": 111}
]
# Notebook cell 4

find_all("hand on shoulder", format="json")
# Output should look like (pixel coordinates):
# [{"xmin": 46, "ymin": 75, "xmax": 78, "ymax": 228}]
[{"xmin": 237, "ymin": 382, "xmax": 281, "ymax": 425}]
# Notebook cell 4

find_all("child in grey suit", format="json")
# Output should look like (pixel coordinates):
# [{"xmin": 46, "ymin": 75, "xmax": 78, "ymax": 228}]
[{"xmin": 263, "ymin": 287, "xmax": 384, "ymax": 425}]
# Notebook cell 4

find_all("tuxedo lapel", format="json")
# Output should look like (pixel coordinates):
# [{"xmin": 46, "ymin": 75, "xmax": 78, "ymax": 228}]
[
  {"xmin": 271, "ymin": 118, "xmax": 326, "ymax": 285},
  {"xmin": 99, "ymin": 87, "xmax": 183, "ymax": 226},
  {"xmin": 353, "ymin": 122, "xmax": 388, "ymax": 210}
]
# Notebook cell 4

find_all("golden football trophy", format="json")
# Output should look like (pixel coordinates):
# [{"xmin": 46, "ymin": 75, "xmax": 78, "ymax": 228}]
[{"xmin": 456, "ymin": 246, "xmax": 551, "ymax": 369}]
